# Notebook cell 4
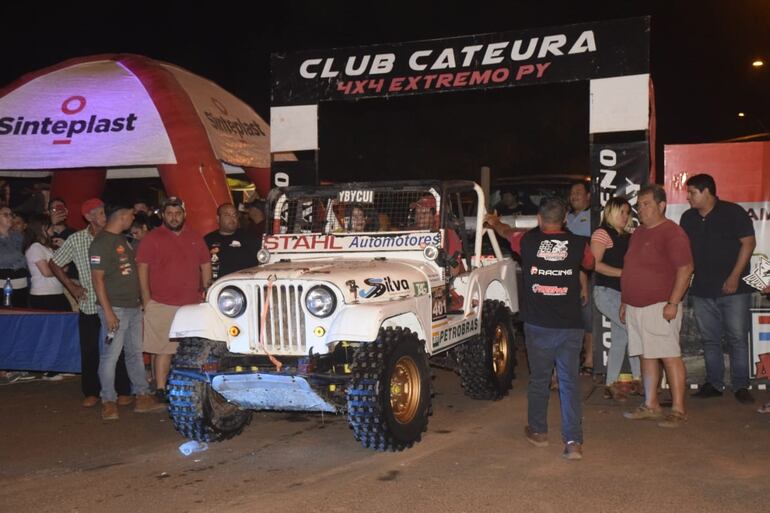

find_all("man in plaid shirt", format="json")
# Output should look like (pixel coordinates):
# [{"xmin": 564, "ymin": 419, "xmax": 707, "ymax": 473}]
[{"xmin": 50, "ymin": 198, "xmax": 131, "ymax": 408}]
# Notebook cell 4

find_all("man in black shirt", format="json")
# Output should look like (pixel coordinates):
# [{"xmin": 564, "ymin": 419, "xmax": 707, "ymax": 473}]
[
  {"xmin": 204, "ymin": 203, "xmax": 261, "ymax": 281},
  {"xmin": 486, "ymin": 197, "xmax": 594, "ymax": 460},
  {"xmin": 680, "ymin": 174, "xmax": 756, "ymax": 404}
]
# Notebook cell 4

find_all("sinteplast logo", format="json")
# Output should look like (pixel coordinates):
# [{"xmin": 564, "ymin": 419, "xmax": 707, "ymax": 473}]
[
  {"xmin": 203, "ymin": 96, "xmax": 265, "ymax": 140},
  {"xmin": 0, "ymin": 95, "xmax": 138, "ymax": 145}
]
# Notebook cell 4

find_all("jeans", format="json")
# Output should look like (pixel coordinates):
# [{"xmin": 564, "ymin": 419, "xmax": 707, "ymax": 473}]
[
  {"xmin": 691, "ymin": 293, "xmax": 751, "ymax": 390},
  {"xmin": 97, "ymin": 306, "xmax": 149, "ymax": 402},
  {"xmin": 593, "ymin": 286, "xmax": 641, "ymax": 384},
  {"xmin": 524, "ymin": 323, "xmax": 584, "ymax": 443}
]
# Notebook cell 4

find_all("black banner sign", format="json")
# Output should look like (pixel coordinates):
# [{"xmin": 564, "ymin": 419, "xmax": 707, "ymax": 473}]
[
  {"xmin": 271, "ymin": 17, "xmax": 649, "ymax": 106},
  {"xmin": 589, "ymin": 139, "xmax": 650, "ymax": 379}
]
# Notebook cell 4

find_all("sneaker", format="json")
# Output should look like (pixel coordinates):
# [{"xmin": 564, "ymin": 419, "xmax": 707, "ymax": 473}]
[
  {"xmin": 101, "ymin": 401, "xmax": 119, "ymax": 421},
  {"xmin": 4, "ymin": 371, "xmax": 36, "ymax": 383},
  {"xmin": 623, "ymin": 404, "xmax": 663, "ymax": 420},
  {"xmin": 81, "ymin": 395, "xmax": 99, "ymax": 408},
  {"xmin": 657, "ymin": 410, "xmax": 687, "ymax": 428},
  {"xmin": 562, "ymin": 441, "xmax": 583, "ymax": 460},
  {"xmin": 691, "ymin": 383, "xmax": 723, "ymax": 398},
  {"xmin": 134, "ymin": 394, "xmax": 166, "ymax": 413},
  {"xmin": 116, "ymin": 395, "xmax": 135, "ymax": 406},
  {"xmin": 734, "ymin": 388, "xmax": 755, "ymax": 404},
  {"xmin": 42, "ymin": 373, "xmax": 64, "ymax": 381},
  {"xmin": 524, "ymin": 426, "xmax": 549, "ymax": 447}
]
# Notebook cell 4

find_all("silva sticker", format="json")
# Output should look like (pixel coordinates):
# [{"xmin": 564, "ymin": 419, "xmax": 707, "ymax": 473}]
[{"xmin": 359, "ymin": 276, "xmax": 411, "ymax": 299}]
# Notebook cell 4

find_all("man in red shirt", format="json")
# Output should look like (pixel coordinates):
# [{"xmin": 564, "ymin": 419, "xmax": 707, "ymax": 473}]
[
  {"xmin": 136, "ymin": 197, "xmax": 211, "ymax": 401},
  {"xmin": 620, "ymin": 185, "xmax": 693, "ymax": 428}
]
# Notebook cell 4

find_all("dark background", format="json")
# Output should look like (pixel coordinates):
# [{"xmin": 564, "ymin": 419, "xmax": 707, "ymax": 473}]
[{"xmin": 2, "ymin": 1, "xmax": 768, "ymax": 184}]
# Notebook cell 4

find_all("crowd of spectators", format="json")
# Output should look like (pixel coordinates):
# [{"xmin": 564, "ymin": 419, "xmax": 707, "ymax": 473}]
[
  {"xmin": 2, "ymin": 175, "xmax": 770, "ymax": 435},
  {"xmin": 0, "ymin": 181, "xmax": 266, "ymax": 420}
]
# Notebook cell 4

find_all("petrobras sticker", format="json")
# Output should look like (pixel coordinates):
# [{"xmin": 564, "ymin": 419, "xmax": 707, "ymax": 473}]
[
  {"xmin": 262, "ymin": 232, "xmax": 441, "ymax": 252},
  {"xmin": 432, "ymin": 318, "xmax": 480, "ymax": 348}
]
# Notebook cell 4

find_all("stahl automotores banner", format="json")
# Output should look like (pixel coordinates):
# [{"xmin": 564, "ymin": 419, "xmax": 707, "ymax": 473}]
[{"xmin": 271, "ymin": 17, "xmax": 649, "ymax": 105}]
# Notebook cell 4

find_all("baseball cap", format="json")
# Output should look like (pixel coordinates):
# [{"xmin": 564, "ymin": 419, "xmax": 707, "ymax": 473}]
[
  {"xmin": 410, "ymin": 195, "xmax": 436, "ymax": 210},
  {"xmin": 80, "ymin": 198, "xmax": 104, "ymax": 216},
  {"xmin": 161, "ymin": 196, "xmax": 185, "ymax": 211}
]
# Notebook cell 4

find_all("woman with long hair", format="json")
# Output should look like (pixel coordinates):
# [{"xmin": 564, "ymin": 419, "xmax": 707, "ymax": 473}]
[
  {"xmin": 591, "ymin": 197, "xmax": 641, "ymax": 400},
  {"xmin": 24, "ymin": 214, "xmax": 70, "ymax": 312}
]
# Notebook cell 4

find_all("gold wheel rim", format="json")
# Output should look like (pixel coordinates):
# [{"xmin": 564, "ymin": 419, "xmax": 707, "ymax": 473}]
[
  {"xmin": 390, "ymin": 356, "xmax": 421, "ymax": 424},
  {"xmin": 492, "ymin": 324, "xmax": 510, "ymax": 380}
]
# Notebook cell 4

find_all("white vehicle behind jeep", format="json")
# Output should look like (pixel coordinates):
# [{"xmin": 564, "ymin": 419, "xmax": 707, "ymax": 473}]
[{"xmin": 167, "ymin": 180, "xmax": 519, "ymax": 451}]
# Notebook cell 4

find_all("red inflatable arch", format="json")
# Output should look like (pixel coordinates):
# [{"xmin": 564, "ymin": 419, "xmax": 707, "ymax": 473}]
[{"xmin": 0, "ymin": 54, "xmax": 272, "ymax": 233}]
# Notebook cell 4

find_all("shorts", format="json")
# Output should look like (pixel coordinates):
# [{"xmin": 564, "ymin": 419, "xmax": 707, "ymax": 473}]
[
  {"xmin": 143, "ymin": 300, "xmax": 180, "ymax": 355},
  {"xmin": 626, "ymin": 302, "xmax": 682, "ymax": 359}
]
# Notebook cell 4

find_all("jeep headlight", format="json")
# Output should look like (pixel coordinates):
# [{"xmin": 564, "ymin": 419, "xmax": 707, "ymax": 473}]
[
  {"xmin": 217, "ymin": 286, "xmax": 246, "ymax": 318},
  {"xmin": 305, "ymin": 285, "xmax": 336, "ymax": 318},
  {"xmin": 256, "ymin": 248, "xmax": 270, "ymax": 264}
]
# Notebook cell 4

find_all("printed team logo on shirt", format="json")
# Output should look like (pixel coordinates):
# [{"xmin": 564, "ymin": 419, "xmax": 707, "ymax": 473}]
[
  {"xmin": 536, "ymin": 240, "xmax": 569, "ymax": 261},
  {"xmin": 532, "ymin": 283, "xmax": 569, "ymax": 296},
  {"xmin": 89, "ymin": 255, "xmax": 101, "ymax": 265},
  {"xmin": 116, "ymin": 245, "xmax": 125, "ymax": 254},
  {"xmin": 229, "ymin": 240, "xmax": 242, "ymax": 248},
  {"xmin": 530, "ymin": 266, "xmax": 573, "ymax": 276}
]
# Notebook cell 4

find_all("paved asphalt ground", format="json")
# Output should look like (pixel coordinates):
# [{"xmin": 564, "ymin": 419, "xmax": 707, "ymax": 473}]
[{"xmin": 2, "ymin": 348, "xmax": 769, "ymax": 513}]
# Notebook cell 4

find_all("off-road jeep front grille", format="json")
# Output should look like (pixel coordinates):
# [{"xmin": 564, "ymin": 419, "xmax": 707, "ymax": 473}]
[{"xmin": 257, "ymin": 284, "xmax": 307, "ymax": 354}]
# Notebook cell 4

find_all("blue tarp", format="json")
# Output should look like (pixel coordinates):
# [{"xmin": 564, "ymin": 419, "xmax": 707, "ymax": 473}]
[{"xmin": 0, "ymin": 310, "xmax": 80, "ymax": 372}]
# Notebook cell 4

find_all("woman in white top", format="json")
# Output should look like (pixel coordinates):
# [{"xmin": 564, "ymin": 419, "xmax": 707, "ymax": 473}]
[{"xmin": 24, "ymin": 215, "xmax": 70, "ymax": 312}]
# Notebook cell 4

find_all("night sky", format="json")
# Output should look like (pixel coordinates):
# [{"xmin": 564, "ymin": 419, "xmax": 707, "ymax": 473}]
[{"xmin": 2, "ymin": 1, "xmax": 768, "ymax": 183}]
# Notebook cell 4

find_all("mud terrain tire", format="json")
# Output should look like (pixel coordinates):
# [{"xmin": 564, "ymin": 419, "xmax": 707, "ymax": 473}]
[
  {"xmin": 455, "ymin": 300, "xmax": 516, "ymax": 400},
  {"xmin": 168, "ymin": 337, "xmax": 252, "ymax": 442},
  {"xmin": 347, "ymin": 327, "xmax": 433, "ymax": 451}
]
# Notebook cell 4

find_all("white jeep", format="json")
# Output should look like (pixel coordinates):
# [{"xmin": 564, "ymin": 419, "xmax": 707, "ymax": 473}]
[{"xmin": 167, "ymin": 180, "xmax": 519, "ymax": 451}]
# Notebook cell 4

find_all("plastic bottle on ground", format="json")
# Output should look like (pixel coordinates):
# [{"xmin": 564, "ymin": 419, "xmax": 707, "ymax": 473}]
[{"xmin": 178, "ymin": 440, "xmax": 209, "ymax": 456}]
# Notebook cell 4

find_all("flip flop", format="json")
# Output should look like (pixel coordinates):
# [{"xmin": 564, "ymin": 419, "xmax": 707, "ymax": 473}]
[{"xmin": 757, "ymin": 402, "xmax": 770, "ymax": 414}]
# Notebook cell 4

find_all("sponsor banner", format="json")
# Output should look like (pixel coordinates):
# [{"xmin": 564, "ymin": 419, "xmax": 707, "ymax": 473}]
[
  {"xmin": 591, "ymin": 139, "xmax": 650, "ymax": 220},
  {"xmin": 163, "ymin": 64, "xmax": 270, "ymax": 168},
  {"xmin": 590, "ymin": 138, "xmax": 650, "ymax": 377},
  {"xmin": 271, "ymin": 160, "xmax": 318, "ymax": 189},
  {"xmin": 664, "ymin": 142, "xmax": 770, "ymax": 264},
  {"xmin": 263, "ymin": 232, "xmax": 441, "ymax": 253},
  {"xmin": 750, "ymin": 309, "xmax": 770, "ymax": 378},
  {"xmin": 271, "ymin": 17, "xmax": 649, "ymax": 105},
  {"xmin": 0, "ymin": 61, "xmax": 176, "ymax": 169},
  {"xmin": 665, "ymin": 142, "xmax": 770, "ymax": 380}
]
